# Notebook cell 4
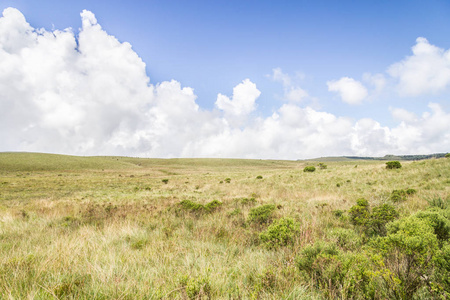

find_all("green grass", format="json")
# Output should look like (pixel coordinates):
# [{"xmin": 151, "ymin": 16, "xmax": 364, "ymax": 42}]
[{"xmin": 0, "ymin": 152, "xmax": 449, "ymax": 299}]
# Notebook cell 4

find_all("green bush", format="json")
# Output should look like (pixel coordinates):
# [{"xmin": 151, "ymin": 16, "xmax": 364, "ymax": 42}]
[
  {"xmin": 369, "ymin": 203, "xmax": 399, "ymax": 236},
  {"xmin": 415, "ymin": 208, "xmax": 450, "ymax": 241},
  {"xmin": 386, "ymin": 161, "xmax": 402, "ymax": 169},
  {"xmin": 162, "ymin": 179, "xmax": 169, "ymax": 184},
  {"xmin": 248, "ymin": 204, "xmax": 276, "ymax": 225},
  {"xmin": 224, "ymin": 178, "xmax": 231, "ymax": 183},
  {"xmin": 318, "ymin": 162, "xmax": 327, "ymax": 169},
  {"xmin": 178, "ymin": 199, "xmax": 222, "ymax": 214},
  {"xmin": 390, "ymin": 189, "xmax": 407, "ymax": 202},
  {"xmin": 445, "ymin": 153, "xmax": 450, "ymax": 158},
  {"xmin": 373, "ymin": 216, "xmax": 440, "ymax": 299},
  {"xmin": 349, "ymin": 198, "xmax": 370, "ymax": 227},
  {"xmin": 406, "ymin": 188, "xmax": 417, "ymax": 195},
  {"xmin": 260, "ymin": 217, "xmax": 300, "ymax": 249},
  {"xmin": 256, "ymin": 175, "xmax": 263, "ymax": 179},
  {"xmin": 303, "ymin": 166, "xmax": 316, "ymax": 172}
]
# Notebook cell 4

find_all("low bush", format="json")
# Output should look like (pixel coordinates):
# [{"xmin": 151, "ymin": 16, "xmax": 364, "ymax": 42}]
[
  {"xmin": 318, "ymin": 162, "xmax": 327, "ymax": 169},
  {"xmin": 260, "ymin": 217, "xmax": 300, "ymax": 249},
  {"xmin": 386, "ymin": 161, "xmax": 402, "ymax": 169},
  {"xmin": 178, "ymin": 199, "xmax": 223, "ymax": 214},
  {"xmin": 349, "ymin": 198, "xmax": 370, "ymax": 227},
  {"xmin": 369, "ymin": 203, "xmax": 399, "ymax": 236},
  {"xmin": 256, "ymin": 175, "xmax": 263, "ymax": 179},
  {"xmin": 248, "ymin": 204, "xmax": 277, "ymax": 225},
  {"xmin": 303, "ymin": 166, "xmax": 316, "ymax": 172},
  {"xmin": 390, "ymin": 189, "xmax": 407, "ymax": 202},
  {"xmin": 162, "ymin": 179, "xmax": 169, "ymax": 184}
]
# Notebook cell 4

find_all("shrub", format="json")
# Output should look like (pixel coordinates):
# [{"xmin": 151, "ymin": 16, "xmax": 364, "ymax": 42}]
[
  {"xmin": 162, "ymin": 179, "xmax": 169, "ymax": 184},
  {"xmin": 369, "ymin": 203, "xmax": 399, "ymax": 236},
  {"xmin": 248, "ymin": 204, "xmax": 277, "ymax": 225},
  {"xmin": 178, "ymin": 199, "xmax": 222, "ymax": 214},
  {"xmin": 303, "ymin": 166, "xmax": 316, "ymax": 172},
  {"xmin": 445, "ymin": 153, "xmax": 450, "ymax": 158},
  {"xmin": 260, "ymin": 217, "xmax": 300, "ymax": 249},
  {"xmin": 406, "ymin": 188, "xmax": 417, "ymax": 195},
  {"xmin": 224, "ymin": 178, "xmax": 231, "ymax": 183},
  {"xmin": 415, "ymin": 208, "xmax": 450, "ymax": 241},
  {"xmin": 390, "ymin": 189, "xmax": 407, "ymax": 202},
  {"xmin": 349, "ymin": 198, "xmax": 370, "ymax": 227},
  {"xmin": 296, "ymin": 242, "xmax": 348, "ymax": 298},
  {"xmin": 386, "ymin": 161, "xmax": 402, "ymax": 169},
  {"xmin": 240, "ymin": 197, "xmax": 257, "ymax": 205},
  {"xmin": 373, "ymin": 216, "xmax": 440, "ymax": 299},
  {"xmin": 318, "ymin": 162, "xmax": 327, "ymax": 169},
  {"xmin": 204, "ymin": 199, "xmax": 222, "ymax": 212},
  {"xmin": 256, "ymin": 175, "xmax": 263, "ymax": 179}
]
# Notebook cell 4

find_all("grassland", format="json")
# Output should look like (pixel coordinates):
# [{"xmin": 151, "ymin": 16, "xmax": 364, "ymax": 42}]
[{"xmin": 0, "ymin": 153, "xmax": 449, "ymax": 299}]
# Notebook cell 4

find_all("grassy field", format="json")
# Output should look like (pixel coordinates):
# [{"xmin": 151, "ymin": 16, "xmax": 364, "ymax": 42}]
[{"xmin": 0, "ymin": 153, "xmax": 449, "ymax": 299}]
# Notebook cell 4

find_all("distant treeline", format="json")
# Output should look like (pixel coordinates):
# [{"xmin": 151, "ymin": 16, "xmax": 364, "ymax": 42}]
[{"xmin": 345, "ymin": 153, "xmax": 447, "ymax": 161}]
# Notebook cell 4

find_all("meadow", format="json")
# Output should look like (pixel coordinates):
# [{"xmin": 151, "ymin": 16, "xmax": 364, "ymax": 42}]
[{"xmin": 0, "ymin": 152, "xmax": 449, "ymax": 299}]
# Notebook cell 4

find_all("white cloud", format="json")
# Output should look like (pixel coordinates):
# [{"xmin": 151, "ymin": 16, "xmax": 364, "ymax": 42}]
[
  {"xmin": 270, "ymin": 68, "xmax": 309, "ymax": 103},
  {"xmin": 327, "ymin": 77, "xmax": 368, "ymax": 105},
  {"xmin": 390, "ymin": 107, "xmax": 417, "ymax": 123},
  {"xmin": 388, "ymin": 37, "xmax": 450, "ymax": 96},
  {"xmin": 215, "ymin": 78, "xmax": 260, "ymax": 117},
  {"xmin": 0, "ymin": 8, "xmax": 449, "ymax": 159}
]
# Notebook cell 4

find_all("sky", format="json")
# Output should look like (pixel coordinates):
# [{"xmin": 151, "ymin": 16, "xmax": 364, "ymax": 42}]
[{"xmin": 0, "ymin": 0, "xmax": 449, "ymax": 159}]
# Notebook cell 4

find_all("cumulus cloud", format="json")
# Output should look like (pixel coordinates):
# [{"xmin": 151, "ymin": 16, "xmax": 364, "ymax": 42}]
[
  {"xmin": 215, "ymin": 79, "xmax": 260, "ymax": 117},
  {"xmin": 327, "ymin": 77, "xmax": 368, "ymax": 104},
  {"xmin": 1, "ymin": 8, "xmax": 449, "ymax": 159},
  {"xmin": 270, "ymin": 68, "xmax": 308, "ymax": 103},
  {"xmin": 388, "ymin": 37, "xmax": 450, "ymax": 96}
]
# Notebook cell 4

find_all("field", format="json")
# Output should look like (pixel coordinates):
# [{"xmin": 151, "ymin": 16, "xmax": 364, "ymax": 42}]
[{"xmin": 0, "ymin": 152, "xmax": 449, "ymax": 299}]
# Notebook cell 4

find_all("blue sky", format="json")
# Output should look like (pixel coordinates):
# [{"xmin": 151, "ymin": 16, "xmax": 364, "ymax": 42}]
[{"xmin": 0, "ymin": 0, "xmax": 449, "ymax": 158}]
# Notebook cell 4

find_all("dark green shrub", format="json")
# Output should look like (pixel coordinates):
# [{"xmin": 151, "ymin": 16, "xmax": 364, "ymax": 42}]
[
  {"xmin": 369, "ymin": 203, "xmax": 399, "ymax": 236},
  {"xmin": 349, "ymin": 198, "xmax": 370, "ymax": 227},
  {"xmin": 390, "ymin": 189, "xmax": 407, "ymax": 202},
  {"xmin": 260, "ymin": 217, "xmax": 300, "ymax": 249},
  {"xmin": 248, "ymin": 204, "xmax": 276, "ymax": 225},
  {"xmin": 386, "ymin": 161, "xmax": 402, "ymax": 169},
  {"xmin": 224, "ymin": 178, "xmax": 231, "ymax": 183},
  {"xmin": 162, "ymin": 179, "xmax": 169, "ymax": 184},
  {"xmin": 406, "ymin": 188, "xmax": 416, "ymax": 195},
  {"xmin": 256, "ymin": 175, "xmax": 263, "ymax": 179},
  {"xmin": 445, "ymin": 153, "xmax": 450, "ymax": 158},
  {"xmin": 332, "ymin": 209, "xmax": 344, "ymax": 218},
  {"xmin": 303, "ymin": 166, "xmax": 316, "ymax": 172}
]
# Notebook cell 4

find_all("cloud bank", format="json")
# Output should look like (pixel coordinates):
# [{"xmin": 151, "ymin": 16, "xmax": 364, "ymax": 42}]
[{"xmin": 0, "ymin": 8, "xmax": 449, "ymax": 159}]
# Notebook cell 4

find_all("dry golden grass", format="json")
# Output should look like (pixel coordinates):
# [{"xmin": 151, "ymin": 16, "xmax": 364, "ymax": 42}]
[{"xmin": 0, "ymin": 153, "xmax": 448, "ymax": 299}]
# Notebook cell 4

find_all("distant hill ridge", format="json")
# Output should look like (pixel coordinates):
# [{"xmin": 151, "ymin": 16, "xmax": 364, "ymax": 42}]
[{"xmin": 308, "ymin": 153, "xmax": 447, "ymax": 162}]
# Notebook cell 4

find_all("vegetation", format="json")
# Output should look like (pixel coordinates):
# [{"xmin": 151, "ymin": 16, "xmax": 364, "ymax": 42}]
[
  {"xmin": 303, "ymin": 166, "xmax": 316, "ymax": 172},
  {"xmin": 0, "ymin": 152, "xmax": 449, "ymax": 299},
  {"xmin": 386, "ymin": 160, "xmax": 402, "ymax": 169}
]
